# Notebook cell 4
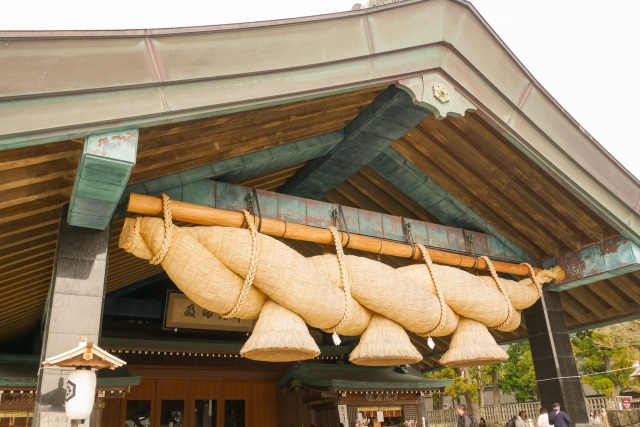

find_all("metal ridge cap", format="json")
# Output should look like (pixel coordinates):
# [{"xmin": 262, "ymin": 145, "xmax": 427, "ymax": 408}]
[{"xmin": 0, "ymin": 0, "xmax": 429, "ymax": 39}]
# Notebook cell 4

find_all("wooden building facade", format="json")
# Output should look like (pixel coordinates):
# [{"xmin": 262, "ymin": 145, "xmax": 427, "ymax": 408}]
[{"xmin": 1, "ymin": 1, "xmax": 640, "ymax": 426}]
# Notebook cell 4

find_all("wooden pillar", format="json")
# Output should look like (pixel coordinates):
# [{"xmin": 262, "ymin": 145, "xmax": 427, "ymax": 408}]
[
  {"xmin": 524, "ymin": 291, "xmax": 588, "ymax": 424},
  {"xmin": 93, "ymin": 391, "xmax": 106, "ymax": 427},
  {"xmin": 33, "ymin": 206, "xmax": 110, "ymax": 426}
]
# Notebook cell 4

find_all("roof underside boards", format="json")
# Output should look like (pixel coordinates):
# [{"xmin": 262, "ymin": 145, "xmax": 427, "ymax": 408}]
[{"xmin": 0, "ymin": 0, "xmax": 639, "ymax": 371}]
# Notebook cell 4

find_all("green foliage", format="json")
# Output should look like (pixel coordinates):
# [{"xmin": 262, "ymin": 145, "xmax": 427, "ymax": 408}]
[
  {"xmin": 423, "ymin": 367, "xmax": 458, "ymax": 380},
  {"xmin": 496, "ymin": 341, "xmax": 538, "ymax": 402},
  {"xmin": 571, "ymin": 328, "xmax": 640, "ymax": 397},
  {"xmin": 445, "ymin": 373, "xmax": 479, "ymax": 403}
]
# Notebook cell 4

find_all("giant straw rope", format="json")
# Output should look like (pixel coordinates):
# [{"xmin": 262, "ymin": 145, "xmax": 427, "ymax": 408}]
[{"xmin": 119, "ymin": 194, "xmax": 562, "ymax": 366}]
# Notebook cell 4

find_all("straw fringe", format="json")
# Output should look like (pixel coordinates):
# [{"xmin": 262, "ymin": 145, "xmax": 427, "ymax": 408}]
[
  {"xmin": 439, "ymin": 317, "xmax": 508, "ymax": 368},
  {"xmin": 241, "ymin": 299, "xmax": 320, "ymax": 362},
  {"xmin": 350, "ymin": 314, "xmax": 423, "ymax": 366}
]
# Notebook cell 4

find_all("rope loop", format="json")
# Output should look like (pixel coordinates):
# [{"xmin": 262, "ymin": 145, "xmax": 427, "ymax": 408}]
[
  {"xmin": 323, "ymin": 226, "xmax": 352, "ymax": 333},
  {"xmin": 414, "ymin": 244, "xmax": 447, "ymax": 337},
  {"xmin": 220, "ymin": 209, "xmax": 262, "ymax": 319},
  {"xmin": 522, "ymin": 262, "xmax": 543, "ymax": 298},
  {"xmin": 149, "ymin": 193, "xmax": 174, "ymax": 265},
  {"xmin": 480, "ymin": 255, "xmax": 514, "ymax": 330}
]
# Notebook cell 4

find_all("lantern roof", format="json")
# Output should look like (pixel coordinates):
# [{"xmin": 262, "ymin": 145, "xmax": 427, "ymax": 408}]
[{"xmin": 42, "ymin": 339, "xmax": 126, "ymax": 370}]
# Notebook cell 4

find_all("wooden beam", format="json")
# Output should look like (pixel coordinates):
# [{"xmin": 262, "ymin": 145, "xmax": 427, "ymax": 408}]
[
  {"xmin": 280, "ymin": 86, "xmax": 431, "ymax": 199},
  {"xmin": 449, "ymin": 114, "xmax": 604, "ymax": 242},
  {"xmin": 126, "ymin": 192, "xmax": 558, "ymax": 277},
  {"xmin": 380, "ymin": 143, "xmax": 540, "ymax": 260}
]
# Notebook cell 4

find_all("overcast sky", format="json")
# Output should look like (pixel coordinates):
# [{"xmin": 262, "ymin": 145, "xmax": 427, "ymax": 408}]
[{"xmin": 2, "ymin": 0, "xmax": 638, "ymax": 178}]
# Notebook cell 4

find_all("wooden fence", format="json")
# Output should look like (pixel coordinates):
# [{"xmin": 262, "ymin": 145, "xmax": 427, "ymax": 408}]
[{"xmin": 425, "ymin": 397, "xmax": 632, "ymax": 425}]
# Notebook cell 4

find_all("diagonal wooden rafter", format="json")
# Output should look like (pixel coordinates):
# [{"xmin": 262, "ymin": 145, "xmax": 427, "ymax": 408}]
[{"xmin": 280, "ymin": 85, "xmax": 431, "ymax": 199}]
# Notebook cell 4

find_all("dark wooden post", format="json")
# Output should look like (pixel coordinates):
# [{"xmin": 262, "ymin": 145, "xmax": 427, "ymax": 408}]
[{"xmin": 524, "ymin": 290, "xmax": 588, "ymax": 424}]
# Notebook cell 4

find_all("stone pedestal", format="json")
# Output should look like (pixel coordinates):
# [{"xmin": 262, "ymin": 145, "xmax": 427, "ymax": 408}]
[
  {"xmin": 524, "ymin": 290, "xmax": 588, "ymax": 424},
  {"xmin": 33, "ymin": 206, "xmax": 110, "ymax": 426}
]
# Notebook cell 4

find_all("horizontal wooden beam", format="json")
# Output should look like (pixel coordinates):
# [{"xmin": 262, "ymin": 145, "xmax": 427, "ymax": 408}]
[
  {"xmin": 126, "ymin": 188, "xmax": 553, "ymax": 277},
  {"xmin": 545, "ymin": 235, "xmax": 640, "ymax": 291},
  {"xmin": 127, "ymin": 180, "xmax": 531, "ymax": 264}
]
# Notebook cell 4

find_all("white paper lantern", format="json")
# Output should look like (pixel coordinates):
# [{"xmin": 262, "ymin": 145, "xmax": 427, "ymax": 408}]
[{"xmin": 65, "ymin": 367, "xmax": 96, "ymax": 424}]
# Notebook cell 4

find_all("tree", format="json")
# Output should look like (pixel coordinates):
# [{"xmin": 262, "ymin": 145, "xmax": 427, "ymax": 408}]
[
  {"xmin": 496, "ymin": 341, "xmax": 538, "ymax": 402},
  {"xmin": 571, "ymin": 327, "xmax": 640, "ymax": 398},
  {"xmin": 483, "ymin": 363, "xmax": 501, "ymax": 407},
  {"xmin": 424, "ymin": 367, "xmax": 480, "ymax": 416},
  {"xmin": 591, "ymin": 320, "xmax": 640, "ymax": 349},
  {"xmin": 446, "ymin": 370, "xmax": 480, "ymax": 418},
  {"xmin": 424, "ymin": 368, "xmax": 458, "ymax": 409}
]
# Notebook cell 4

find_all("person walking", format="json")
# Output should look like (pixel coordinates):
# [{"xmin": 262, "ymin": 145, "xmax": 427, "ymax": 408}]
[
  {"xmin": 537, "ymin": 407, "xmax": 551, "ymax": 427},
  {"xmin": 549, "ymin": 403, "xmax": 572, "ymax": 427},
  {"xmin": 516, "ymin": 411, "xmax": 528, "ymax": 427},
  {"xmin": 456, "ymin": 404, "xmax": 473, "ymax": 427}
]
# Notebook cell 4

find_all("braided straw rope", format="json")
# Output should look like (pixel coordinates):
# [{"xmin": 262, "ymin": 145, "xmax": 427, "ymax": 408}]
[
  {"xmin": 522, "ymin": 262, "xmax": 543, "ymax": 297},
  {"xmin": 149, "ymin": 193, "xmax": 174, "ymax": 265},
  {"xmin": 414, "ymin": 244, "xmax": 447, "ymax": 337},
  {"xmin": 220, "ymin": 209, "xmax": 262, "ymax": 319},
  {"xmin": 323, "ymin": 226, "xmax": 352, "ymax": 333},
  {"xmin": 480, "ymin": 255, "xmax": 514, "ymax": 330}
]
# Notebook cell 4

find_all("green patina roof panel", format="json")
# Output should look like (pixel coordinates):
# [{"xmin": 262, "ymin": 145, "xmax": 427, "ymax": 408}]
[{"xmin": 277, "ymin": 362, "xmax": 451, "ymax": 390}]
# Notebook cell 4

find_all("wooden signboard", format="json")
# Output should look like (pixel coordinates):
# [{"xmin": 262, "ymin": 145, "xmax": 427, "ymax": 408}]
[
  {"xmin": 0, "ymin": 391, "xmax": 36, "ymax": 412},
  {"xmin": 163, "ymin": 291, "xmax": 254, "ymax": 332}
]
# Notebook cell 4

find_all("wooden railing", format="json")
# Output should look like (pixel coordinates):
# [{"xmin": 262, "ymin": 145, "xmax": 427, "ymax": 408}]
[{"xmin": 425, "ymin": 397, "xmax": 633, "ymax": 426}]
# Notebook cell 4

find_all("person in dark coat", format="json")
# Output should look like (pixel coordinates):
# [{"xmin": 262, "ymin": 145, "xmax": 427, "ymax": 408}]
[
  {"xmin": 456, "ymin": 404, "xmax": 473, "ymax": 427},
  {"xmin": 549, "ymin": 403, "xmax": 572, "ymax": 427}
]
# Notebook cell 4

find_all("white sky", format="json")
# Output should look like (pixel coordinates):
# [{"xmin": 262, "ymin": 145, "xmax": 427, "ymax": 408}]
[{"xmin": 2, "ymin": 0, "xmax": 639, "ymax": 179}]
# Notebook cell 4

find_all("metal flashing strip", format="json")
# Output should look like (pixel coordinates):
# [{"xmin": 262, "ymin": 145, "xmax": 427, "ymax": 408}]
[
  {"xmin": 543, "ymin": 235, "xmax": 640, "ymax": 291},
  {"xmin": 68, "ymin": 129, "xmax": 138, "ymax": 230}
]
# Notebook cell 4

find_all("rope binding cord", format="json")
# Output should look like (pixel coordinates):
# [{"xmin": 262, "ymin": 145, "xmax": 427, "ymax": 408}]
[
  {"xmin": 480, "ymin": 255, "xmax": 514, "ymax": 330},
  {"xmin": 149, "ymin": 193, "xmax": 174, "ymax": 265},
  {"xmin": 522, "ymin": 262, "xmax": 543, "ymax": 297},
  {"xmin": 414, "ymin": 243, "xmax": 447, "ymax": 347},
  {"xmin": 323, "ymin": 226, "xmax": 353, "ymax": 344},
  {"xmin": 220, "ymin": 209, "xmax": 262, "ymax": 319}
]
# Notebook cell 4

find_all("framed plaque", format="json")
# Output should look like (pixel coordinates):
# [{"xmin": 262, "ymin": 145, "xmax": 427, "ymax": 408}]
[{"xmin": 163, "ymin": 291, "xmax": 254, "ymax": 332}]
